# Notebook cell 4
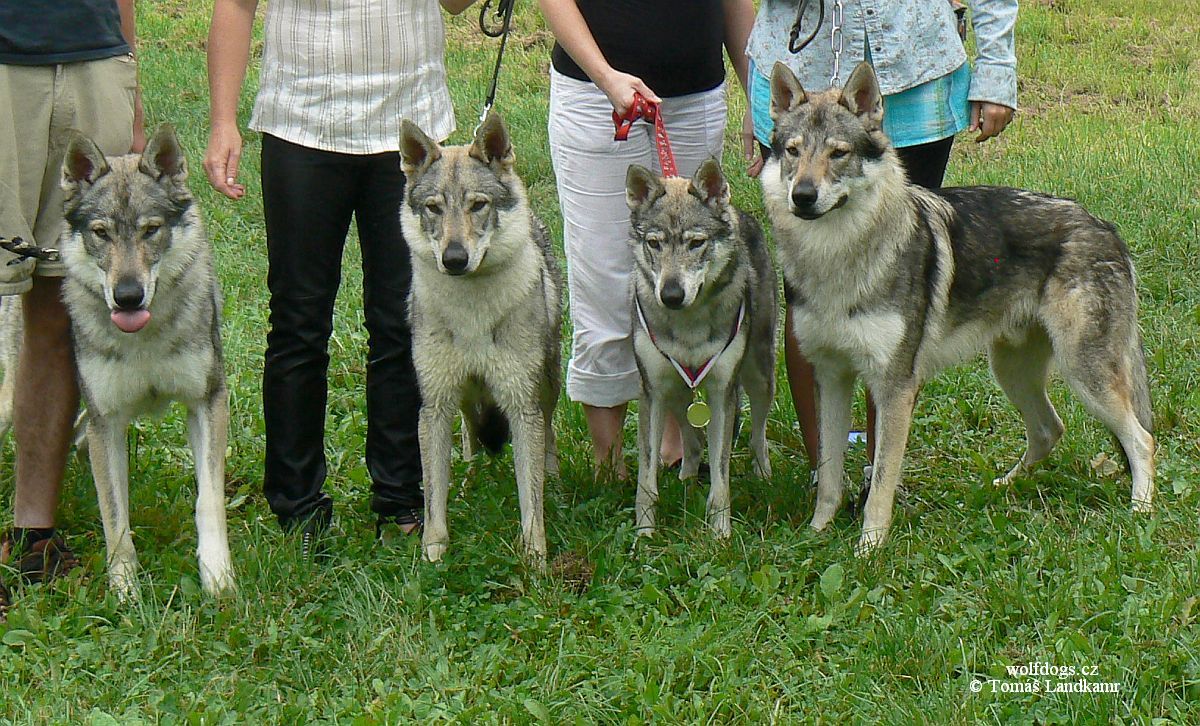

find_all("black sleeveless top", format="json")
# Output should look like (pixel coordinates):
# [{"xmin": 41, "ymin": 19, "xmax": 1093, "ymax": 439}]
[
  {"xmin": 0, "ymin": 0, "xmax": 129, "ymax": 65},
  {"xmin": 551, "ymin": 0, "xmax": 727, "ymax": 98}
]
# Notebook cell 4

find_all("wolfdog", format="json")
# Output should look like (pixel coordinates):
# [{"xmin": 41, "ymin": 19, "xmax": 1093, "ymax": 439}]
[
  {"xmin": 763, "ymin": 61, "xmax": 1155, "ymax": 554},
  {"xmin": 399, "ymin": 112, "xmax": 562, "ymax": 565},
  {"xmin": 626, "ymin": 160, "xmax": 777, "ymax": 538},
  {"xmin": 60, "ymin": 125, "xmax": 233, "ymax": 598}
]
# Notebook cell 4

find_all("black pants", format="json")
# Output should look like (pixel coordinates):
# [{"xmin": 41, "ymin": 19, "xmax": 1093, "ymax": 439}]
[
  {"xmin": 758, "ymin": 135, "xmax": 954, "ymax": 190},
  {"xmin": 260, "ymin": 134, "xmax": 422, "ymax": 528}
]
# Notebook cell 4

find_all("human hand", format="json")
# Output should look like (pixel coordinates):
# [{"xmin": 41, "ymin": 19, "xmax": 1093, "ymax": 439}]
[
  {"xmin": 203, "ymin": 122, "xmax": 246, "ymax": 199},
  {"xmin": 596, "ymin": 69, "xmax": 661, "ymax": 117},
  {"xmin": 969, "ymin": 101, "xmax": 1014, "ymax": 143},
  {"xmin": 742, "ymin": 111, "xmax": 764, "ymax": 178}
]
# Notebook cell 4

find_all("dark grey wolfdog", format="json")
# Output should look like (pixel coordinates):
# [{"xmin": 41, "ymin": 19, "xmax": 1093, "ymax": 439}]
[
  {"xmin": 762, "ymin": 61, "xmax": 1154, "ymax": 555},
  {"xmin": 627, "ymin": 159, "xmax": 777, "ymax": 539},
  {"xmin": 60, "ymin": 125, "xmax": 233, "ymax": 598},
  {"xmin": 399, "ymin": 112, "xmax": 562, "ymax": 566}
]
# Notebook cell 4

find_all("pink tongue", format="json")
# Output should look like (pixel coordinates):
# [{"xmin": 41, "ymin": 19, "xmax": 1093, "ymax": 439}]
[{"xmin": 111, "ymin": 309, "xmax": 151, "ymax": 333}]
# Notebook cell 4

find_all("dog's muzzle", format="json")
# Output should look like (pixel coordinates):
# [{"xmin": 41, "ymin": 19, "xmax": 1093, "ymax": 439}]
[{"xmin": 110, "ymin": 279, "xmax": 152, "ymax": 333}]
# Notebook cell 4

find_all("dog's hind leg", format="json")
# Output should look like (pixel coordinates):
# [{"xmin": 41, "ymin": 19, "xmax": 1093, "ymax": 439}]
[
  {"xmin": 188, "ymin": 387, "xmax": 235, "ymax": 597},
  {"xmin": 705, "ymin": 382, "xmax": 739, "ymax": 539},
  {"xmin": 509, "ymin": 405, "xmax": 548, "ymax": 567},
  {"xmin": 990, "ymin": 327, "xmax": 1064, "ymax": 487},
  {"xmin": 857, "ymin": 381, "xmax": 919, "ymax": 555},
  {"xmin": 1056, "ymin": 337, "xmax": 1156, "ymax": 512},
  {"xmin": 87, "ymin": 413, "xmax": 138, "ymax": 601},
  {"xmin": 742, "ymin": 358, "xmax": 775, "ymax": 479},
  {"xmin": 419, "ymin": 402, "xmax": 456, "ymax": 563},
  {"xmin": 811, "ymin": 366, "xmax": 854, "ymax": 532},
  {"xmin": 540, "ymin": 378, "xmax": 559, "ymax": 478}
]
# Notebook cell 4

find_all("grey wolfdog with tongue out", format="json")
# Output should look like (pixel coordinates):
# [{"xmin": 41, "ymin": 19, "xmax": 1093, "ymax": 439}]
[{"xmin": 59, "ymin": 124, "xmax": 233, "ymax": 601}]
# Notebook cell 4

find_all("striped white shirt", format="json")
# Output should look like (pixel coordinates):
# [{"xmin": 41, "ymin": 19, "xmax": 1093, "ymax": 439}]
[{"xmin": 250, "ymin": 0, "xmax": 456, "ymax": 154}]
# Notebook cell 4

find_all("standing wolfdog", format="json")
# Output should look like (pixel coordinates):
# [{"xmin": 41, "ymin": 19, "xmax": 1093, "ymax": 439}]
[
  {"xmin": 763, "ymin": 62, "xmax": 1155, "ymax": 554},
  {"xmin": 399, "ymin": 112, "xmax": 562, "ymax": 565},
  {"xmin": 626, "ymin": 160, "xmax": 777, "ymax": 538},
  {"xmin": 60, "ymin": 125, "xmax": 233, "ymax": 598}
]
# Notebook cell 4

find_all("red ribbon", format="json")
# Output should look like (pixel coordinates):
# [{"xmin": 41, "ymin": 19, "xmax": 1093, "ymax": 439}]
[{"xmin": 612, "ymin": 92, "xmax": 678, "ymax": 178}]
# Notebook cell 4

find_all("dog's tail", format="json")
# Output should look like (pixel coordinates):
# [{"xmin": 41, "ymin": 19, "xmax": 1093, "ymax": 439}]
[{"xmin": 466, "ymin": 401, "xmax": 511, "ymax": 456}]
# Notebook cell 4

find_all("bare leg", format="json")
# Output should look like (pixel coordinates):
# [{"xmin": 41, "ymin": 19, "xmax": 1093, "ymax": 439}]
[
  {"xmin": 783, "ymin": 307, "xmax": 820, "ymax": 467},
  {"xmin": 584, "ymin": 403, "xmax": 628, "ymax": 479},
  {"xmin": 13, "ymin": 278, "xmax": 79, "ymax": 529}
]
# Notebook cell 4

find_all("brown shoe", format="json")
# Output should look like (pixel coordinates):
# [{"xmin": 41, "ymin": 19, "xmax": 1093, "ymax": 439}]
[{"xmin": 0, "ymin": 530, "xmax": 81, "ymax": 584}]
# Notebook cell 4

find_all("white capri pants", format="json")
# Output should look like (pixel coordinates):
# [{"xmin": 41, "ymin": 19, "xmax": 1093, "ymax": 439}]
[{"xmin": 548, "ymin": 69, "xmax": 727, "ymax": 407}]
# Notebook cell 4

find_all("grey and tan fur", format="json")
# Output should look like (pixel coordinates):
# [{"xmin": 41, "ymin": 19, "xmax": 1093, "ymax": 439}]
[
  {"xmin": 627, "ymin": 160, "xmax": 777, "ymax": 538},
  {"xmin": 60, "ymin": 125, "xmax": 233, "ymax": 598},
  {"xmin": 399, "ymin": 112, "xmax": 562, "ymax": 565},
  {"xmin": 763, "ymin": 62, "xmax": 1155, "ymax": 554}
]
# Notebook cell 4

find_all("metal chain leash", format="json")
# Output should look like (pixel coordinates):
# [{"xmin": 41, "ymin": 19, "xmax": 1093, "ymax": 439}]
[{"xmin": 829, "ymin": 0, "xmax": 844, "ymax": 87}]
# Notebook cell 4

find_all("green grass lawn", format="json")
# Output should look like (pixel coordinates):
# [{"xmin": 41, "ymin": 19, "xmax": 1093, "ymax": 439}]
[{"xmin": 2, "ymin": 0, "xmax": 1199, "ymax": 722}]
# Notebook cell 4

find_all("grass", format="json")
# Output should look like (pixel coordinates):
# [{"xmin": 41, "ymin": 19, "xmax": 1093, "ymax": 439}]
[{"xmin": 2, "ymin": 0, "xmax": 1199, "ymax": 721}]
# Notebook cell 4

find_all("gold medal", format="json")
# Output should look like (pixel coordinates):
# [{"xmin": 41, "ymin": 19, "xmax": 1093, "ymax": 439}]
[{"xmin": 686, "ymin": 399, "xmax": 711, "ymax": 428}]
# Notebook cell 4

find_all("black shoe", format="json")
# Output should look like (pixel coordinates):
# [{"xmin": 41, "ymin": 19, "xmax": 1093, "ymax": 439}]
[{"xmin": 283, "ymin": 508, "xmax": 332, "ymax": 562}]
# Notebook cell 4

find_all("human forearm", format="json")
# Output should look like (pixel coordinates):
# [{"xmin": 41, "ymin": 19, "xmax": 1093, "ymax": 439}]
[
  {"xmin": 722, "ymin": 0, "xmax": 755, "ymax": 98},
  {"xmin": 207, "ymin": 0, "xmax": 258, "ymax": 127}
]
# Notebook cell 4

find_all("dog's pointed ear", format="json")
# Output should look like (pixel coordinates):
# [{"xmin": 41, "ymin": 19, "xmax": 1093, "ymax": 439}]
[
  {"xmin": 139, "ymin": 124, "xmax": 189, "ymax": 184},
  {"xmin": 839, "ymin": 62, "xmax": 884, "ymax": 127},
  {"xmin": 625, "ymin": 164, "xmax": 664, "ymax": 211},
  {"xmin": 400, "ymin": 119, "xmax": 441, "ymax": 177},
  {"xmin": 469, "ymin": 111, "xmax": 516, "ymax": 170},
  {"xmin": 688, "ymin": 158, "xmax": 729, "ymax": 208},
  {"xmin": 770, "ymin": 62, "xmax": 808, "ymax": 120},
  {"xmin": 61, "ymin": 131, "xmax": 111, "ymax": 196}
]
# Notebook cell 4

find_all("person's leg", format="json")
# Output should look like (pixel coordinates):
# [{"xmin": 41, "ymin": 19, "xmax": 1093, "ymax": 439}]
[
  {"xmin": 2, "ymin": 58, "xmax": 134, "ymax": 578},
  {"xmin": 548, "ymin": 70, "xmax": 652, "ymax": 478},
  {"xmin": 12, "ymin": 278, "xmax": 77, "ymax": 529},
  {"xmin": 654, "ymin": 83, "xmax": 732, "ymax": 467},
  {"xmin": 354, "ymin": 152, "xmax": 423, "ymax": 533},
  {"xmin": 861, "ymin": 136, "xmax": 955, "ymax": 463},
  {"xmin": 260, "ymin": 135, "xmax": 358, "ymax": 530}
]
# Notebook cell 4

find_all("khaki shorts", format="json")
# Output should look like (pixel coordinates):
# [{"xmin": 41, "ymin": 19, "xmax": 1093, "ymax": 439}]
[{"xmin": 0, "ymin": 55, "xmax": 136, "ymax": 294}]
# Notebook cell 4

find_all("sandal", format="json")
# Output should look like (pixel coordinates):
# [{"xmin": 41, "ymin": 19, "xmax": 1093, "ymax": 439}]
[
  {"xmin": 0, "ymin": 529, "xmax": 81, "ymax": 584},
  {"xmin": 376, "ymin": 508, "xmax": 423, "ymax": 538}
]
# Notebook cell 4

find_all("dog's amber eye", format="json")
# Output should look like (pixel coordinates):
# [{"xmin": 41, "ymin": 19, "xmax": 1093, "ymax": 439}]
[
  {"xmin": 830, "ymin": 148, "xmax": 848, "ymax": 160},
  {"xmin": 425, "ymin": 200, "xmax": 443, "ymax": 215},
  {"xmin": 687, "ymin": 238, "xmax": 706, "ymax": 250},
  {"xmin": 786, "ymin": 146, "xmax": 800, "ymax": 158},
  {"xmin": 92, "ymin": 226, "xmax": 110, "ymax": 240},
  {"xmin": 143, "ymin": 223, "xmax": 161, "ymax": 236},
  {"xmin": 646, "ymin": 238, "xmax": 661, "ymax": 251},
  {"xmin": 469, "ymin": 199, "xmax": 488, "ymax": 213}
]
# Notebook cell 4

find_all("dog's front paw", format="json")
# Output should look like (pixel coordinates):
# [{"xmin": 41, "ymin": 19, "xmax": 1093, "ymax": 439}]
[
  {"xmin": 854, "ymin": 527, "xmax": 888, "ymax": 557},
  {"xmin": 708, "ymin": 512, "xmax": 732, "ymax": 540},
  {"xmin": 422, "ymin": 537, "xmax": 448, "ymax": 563},
  {"xmin": 200, "ymin": 565, "xmax": 236, "ymax": 598},
  {"xmin": 1131, "ymin": 497, "xmax": 1154, "ymax": 514},
  {"xmin": 753, "ymin": 457, "xmax": 772, "ymax": 479},
  {"xmin": 809, "ymin": 505, "xmax": 839, "ymax": 532}
]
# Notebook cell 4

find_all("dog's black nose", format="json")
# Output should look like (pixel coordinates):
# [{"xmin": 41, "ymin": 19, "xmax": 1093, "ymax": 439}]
[
  {"xmin": 113, "ymin": 279, "xmax": 145, "ymax": 310},
  {"xmin": 790, "ymin": 181, "xmax": 819, "ymax": 212},
  {"xmin": 659, "ymin": 279, "xmax": 685, "ymax": 309},
  {"xmin": 441, "ymin": 243, "xmax": 469, "ymax": 274}
]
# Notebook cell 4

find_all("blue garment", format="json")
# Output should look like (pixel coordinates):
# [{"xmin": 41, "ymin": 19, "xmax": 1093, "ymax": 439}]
[{"xmin": 745, "ymin": 0, "xmax": 1017, "ymax": 109}]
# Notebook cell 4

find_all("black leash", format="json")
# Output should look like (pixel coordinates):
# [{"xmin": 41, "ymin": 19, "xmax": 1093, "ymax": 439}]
[
  {"xmin": 0, "ymin": 236, "xmax": 60, "ymax": 265},
  {"xmin": 788, "ymin": 0, "xmax": 824, "ymax": 54},
  {"xmin": 477, "ymin": 0, "xmax": 517, "ymax": 128}
]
